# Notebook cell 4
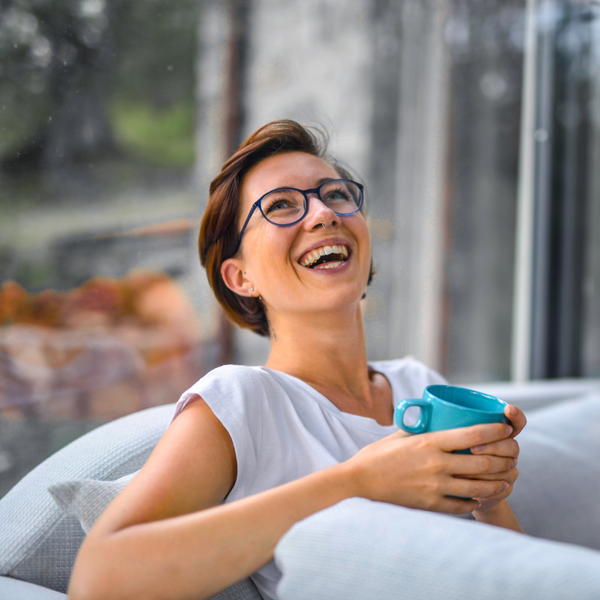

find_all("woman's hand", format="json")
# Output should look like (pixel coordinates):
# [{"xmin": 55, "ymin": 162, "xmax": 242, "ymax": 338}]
[
  {"xmin": 347, "ymin": 421, "xmax": 517, "ymax": 515},
  {"xmin": 465, "ymin": 404, "xmax": 526, "ymax": 515}
]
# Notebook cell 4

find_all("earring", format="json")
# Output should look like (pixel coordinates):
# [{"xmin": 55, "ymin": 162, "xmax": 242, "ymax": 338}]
[
  {"xmin": 242, "ymin": 271, "xmax": 246, "ymax": 274},
  {"xmin": 258, "ymin": 295, "xmax": 262, "ymax": 301},
  {"xmin": 251, "ymin": 288, "xmax": 254, "ymax": 292}
]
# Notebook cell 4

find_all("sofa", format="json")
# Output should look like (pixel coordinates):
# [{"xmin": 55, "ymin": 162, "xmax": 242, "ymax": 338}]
[{"xmin": 1, "ymin": 378, "xmax": 600, "ymax": 600}]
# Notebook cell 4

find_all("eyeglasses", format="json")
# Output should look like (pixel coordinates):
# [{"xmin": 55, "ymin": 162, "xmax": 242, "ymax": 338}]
[{"xmin": 235, "ymin": 178, "xmax": 364, "ymax": 253}]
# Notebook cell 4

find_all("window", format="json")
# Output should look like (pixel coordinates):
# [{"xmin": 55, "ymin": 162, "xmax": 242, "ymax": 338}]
[
  {"xmin": 1, "ymin": 0, "xmax": 598, "ymax": 500},
  {"xmin": 0, "ymin": 0, "xmax": 206, "ymax": 498}
]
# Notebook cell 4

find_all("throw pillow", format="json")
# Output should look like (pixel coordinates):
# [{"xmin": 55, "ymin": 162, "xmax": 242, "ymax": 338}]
[
  {"xmin": 275, "ymin": 498, "xmax": 600, "ymax": 600},
  {"xmin": 48, "ymin": 472, "xmax": 136, "ymax": 534}
]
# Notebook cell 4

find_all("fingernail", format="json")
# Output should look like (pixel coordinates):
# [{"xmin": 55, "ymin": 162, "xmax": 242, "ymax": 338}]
[
  {"xmin": 507, "ymin": 405, "xmax": 517, "ymax": 415},
  {"xmin": 472, "ymin": 445, "xmax": 486, "ymax": 453},
  {"xmin": 501, "ymin": 481, "xmax": 509, "ymax": 491},
  {"xmin": 506, "ymin": 425, "xmax": 514, "ymax": 436},
  {"xmin": 511, "ymin": 458, "xmax": 518, "ymax": 468},
  {"xmin": 475, "ymin": 501, "xmax": 482, "ymax": 510}
]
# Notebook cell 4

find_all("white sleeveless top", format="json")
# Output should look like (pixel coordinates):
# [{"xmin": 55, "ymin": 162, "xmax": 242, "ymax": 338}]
[{"xmin": 171, "ymin": 357, "xmax": 446, "ymax": 600}]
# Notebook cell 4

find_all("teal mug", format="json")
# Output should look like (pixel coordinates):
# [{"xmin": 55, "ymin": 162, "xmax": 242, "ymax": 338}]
[{"xmin": 395, "ymin": 384, "xmax": 509, "ymax": 454}]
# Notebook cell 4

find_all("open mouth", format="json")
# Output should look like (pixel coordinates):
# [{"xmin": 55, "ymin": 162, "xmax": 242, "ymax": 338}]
[{"xmin": 299, "ymin": 244, "xmax": 349, "ymax": 270}]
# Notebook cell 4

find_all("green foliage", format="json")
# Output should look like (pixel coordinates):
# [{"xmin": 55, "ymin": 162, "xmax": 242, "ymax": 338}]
[
  {"xmin": 0, "ymin": 0, "xmax": 199, "ymax": 165},
  {"xmin": 14, "ymin": 256, "xmax": 54, "ymax": 290},
  {"xmin": 112, "ymin": 101, "xmax": 195, "ymax": 166},
  {"xmin": 113, "ymin": 0, "xmax": 199, "ymax": 108}
]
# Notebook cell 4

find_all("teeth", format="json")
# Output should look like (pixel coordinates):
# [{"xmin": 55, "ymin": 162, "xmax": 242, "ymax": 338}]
[
  {"xmin": 314, "ymin": 261, "xmax": 342, "ymax": 270},
  {"xmin": 299, "ymin": 244, "xmax": 349, "ymax": 267}
]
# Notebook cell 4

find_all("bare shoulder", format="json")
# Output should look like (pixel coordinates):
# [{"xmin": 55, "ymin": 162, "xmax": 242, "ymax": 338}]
[{"xmin": 88, "ymin": 395, "xmax": 237, "ymax": 537}]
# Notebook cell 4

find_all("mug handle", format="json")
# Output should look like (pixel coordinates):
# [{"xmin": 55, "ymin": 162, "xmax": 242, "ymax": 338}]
[{"xmin": 395, "ymin": 399, "xmax": 432, "ymax": 434}]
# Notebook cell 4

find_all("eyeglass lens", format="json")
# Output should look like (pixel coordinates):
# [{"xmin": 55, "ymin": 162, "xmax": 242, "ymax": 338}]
[{"xmin": 261, "ymin": 180, "xmax": 361, "ymax": 225}]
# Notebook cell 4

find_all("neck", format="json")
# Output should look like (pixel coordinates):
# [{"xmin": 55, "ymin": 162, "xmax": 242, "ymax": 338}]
[{"xmin": 264, "ymin": 304, "xmax": 373, "ymax": 407}]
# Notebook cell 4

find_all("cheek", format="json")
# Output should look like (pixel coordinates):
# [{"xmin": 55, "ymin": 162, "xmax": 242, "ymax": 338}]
[
  {"xmin": 353, "ymin": 216, "xmax": 371, "ymax": 255},
  {"xmin": 245, "ymin": 227, "xmax": 298, "ymax": 280}
]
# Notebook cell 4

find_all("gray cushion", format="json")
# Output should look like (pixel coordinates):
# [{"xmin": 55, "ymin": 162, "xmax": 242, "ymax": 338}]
[
  {"xmin": 48, "ymin": 473, "xmax": 137, "ymax": 534},
  {"xmin": 0, "ymin": 400, "xmax": 260, "ymax": 600},
  {"xmin": 509, "ymin": 391, "xmax": 600, "ymax": 549},
  {"xmin": 0, "ymin": 575, "xmax": 67, "ymax": 600},
  {"xmin": 275, "ymin": 498, "xmax": 600, "ymax": 600},
  {"xmin": 0, "ymin": 403, "xmax": 174, "ymax": 593}
]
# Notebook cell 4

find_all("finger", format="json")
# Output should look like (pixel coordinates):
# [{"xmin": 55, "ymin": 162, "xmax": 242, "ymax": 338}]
[
  {"xmin": 449, "ymin": 477, "xmax": 509, "ymax": 500},
  {"xmin": 458, "ymin": 465, "xmax": 519, "ymax": 484},
  {"xmin": 473, "ymin": 478, "xmax": 515, "ymax": 503},
  {"xmin": 449, "ymin": 454, "xmax": 516, "ymax": 476},
  {"xmin": 435, "ymin": 423, "xmax": 514, "ymax": 453},
  {"xmin": 471, "ymin": 438, "xmax": 519, "ymax": 458},
  {"xmin": 435, "ymin": 496, "xmax": 481, "ymax": 515},
  {"xmin": 505, "ymin": 404, "xmax": 527, "ymax": 437}
]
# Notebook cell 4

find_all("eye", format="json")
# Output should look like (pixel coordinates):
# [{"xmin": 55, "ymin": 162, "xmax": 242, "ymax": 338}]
[
  {"xmin": 323, "ymin": 187, "xmax": 352, "ymax": 202},
  {"xmin": 261, "ymin": 189, "xmax": 304, "ymax": 218},
  {"xmin": 265, "ymin": 198, "xmax": 292, "ymax": 214}
]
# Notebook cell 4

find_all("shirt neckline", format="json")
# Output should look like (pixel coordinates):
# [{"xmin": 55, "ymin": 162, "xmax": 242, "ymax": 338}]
[{"xmin": 257, "ymin": 361, "xmax": 401, "ymax": 435}]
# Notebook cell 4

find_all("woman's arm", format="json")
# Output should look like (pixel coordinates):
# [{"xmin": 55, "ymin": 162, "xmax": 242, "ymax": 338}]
[
  {"xmin": 69, "ymin": 400, "xmax": 517, "ymax": 600},
  {"xmin": 473, "ymin": 499, "xmax": 523, "ymax": 532},
  {"xmin": 68, "ymin": 397, "xmax": 357, "ymax": 600}
]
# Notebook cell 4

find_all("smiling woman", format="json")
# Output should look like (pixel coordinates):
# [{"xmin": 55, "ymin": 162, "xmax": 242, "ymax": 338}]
[
  {"xmin": 68, "ymin": 120, "xmax": 526, "ymax": 600},
  {"xmin": 218, "ymin": 149, "xmax": 372, "ymax": 347}
]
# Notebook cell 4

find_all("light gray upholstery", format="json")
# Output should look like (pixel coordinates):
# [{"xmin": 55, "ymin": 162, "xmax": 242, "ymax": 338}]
[
  {"xmin": 0, "ymin": 403, "xmax": 261, "ymax": 599},
  {"xmin": 508, "ymin": 392, "xmax": 600, "ymax": 550},
  {"xmin": 48, "ymin": 473, "xmax": 137, "ymax": 534},
  {"xmin": 0, "ymin": 404, "xmax": 173, "ymax": 592},
  {"xmin": 275, "ymin": 498, "xmax": 600, "ymax": 600},
  {"xmin": 0, "ymin": 576, "xmax": 67, "ymax": 599}
]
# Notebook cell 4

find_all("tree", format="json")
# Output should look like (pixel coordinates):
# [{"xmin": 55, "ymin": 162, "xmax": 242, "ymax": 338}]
[{"xmin": 0, "ymin": 0, "xmax": 198, "ymax": 179}]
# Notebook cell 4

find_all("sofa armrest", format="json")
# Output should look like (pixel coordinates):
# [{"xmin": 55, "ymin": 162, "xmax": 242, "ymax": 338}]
[
  {"xmin": 467, "ymin": 378, "xmax": 600, "ymax": 412},
  {"xmin": 0, "ymin": 576, "xmax": 67, "ymax": 600}
]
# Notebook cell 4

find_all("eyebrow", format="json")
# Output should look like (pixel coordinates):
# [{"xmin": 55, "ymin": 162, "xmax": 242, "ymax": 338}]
[
  {"xmin": 275, "ymin": 177, "xmax": 337, "ymax": 190},
  {"xmin": 253, "ymin": 177, "xmax": 340, "ymax": 203},
  {"xmin": 315, "ymin": 177, "xmax": 337, "ymax": 186}
]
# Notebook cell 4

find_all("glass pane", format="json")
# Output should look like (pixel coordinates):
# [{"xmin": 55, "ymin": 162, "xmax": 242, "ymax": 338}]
[
  {"xmin": 0, "ymin": 1, "xmax": 205, "ymax": 498},
  {"xmin": 528, "ymin": 0, "xmax": 600, "ymax": 378},
  {"xmin": 582, "ymin": 5, "xmax": 600, "ymax": 377},
  {"xmin": 442, "ymin": 0, "xmax": 525, "ymax": 382}
]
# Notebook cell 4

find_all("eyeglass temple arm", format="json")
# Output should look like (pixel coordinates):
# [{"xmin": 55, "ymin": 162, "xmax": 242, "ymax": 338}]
[{"xmin": 235, "ymin": 202, "xmax": 259, "ymax": 254}]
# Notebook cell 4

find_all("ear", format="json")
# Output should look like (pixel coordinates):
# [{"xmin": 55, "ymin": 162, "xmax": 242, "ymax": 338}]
[{"xmin": 221, "ymin": 259, "xmax": 253, "ymax": 297}]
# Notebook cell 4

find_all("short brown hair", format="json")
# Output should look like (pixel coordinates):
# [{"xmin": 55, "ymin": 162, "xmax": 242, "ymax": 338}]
[{"xmin": 199, "ymin": 119, "xmax": 370, "ymax": 337}]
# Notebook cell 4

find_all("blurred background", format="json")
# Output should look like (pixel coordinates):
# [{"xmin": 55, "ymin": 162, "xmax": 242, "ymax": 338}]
[{"xmin": 0, "ymin": 0, "xmax": 598, "ymax": 497}]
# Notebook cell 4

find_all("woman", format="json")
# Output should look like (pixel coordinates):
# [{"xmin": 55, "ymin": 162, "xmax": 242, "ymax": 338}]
[{"xmin": 69, "ymin": 120, "xmax": 525, "ymax": 600}]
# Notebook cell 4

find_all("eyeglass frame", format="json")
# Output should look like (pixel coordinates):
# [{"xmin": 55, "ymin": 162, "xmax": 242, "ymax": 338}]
[{"xmin": 234, "ymin": 178, "xmax": 364, "ymax": 254}]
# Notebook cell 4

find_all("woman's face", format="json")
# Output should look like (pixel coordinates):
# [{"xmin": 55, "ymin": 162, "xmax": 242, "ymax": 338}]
[{"xmin": 224, "ymin": 151, "xmax": 371, "ymax": 322}]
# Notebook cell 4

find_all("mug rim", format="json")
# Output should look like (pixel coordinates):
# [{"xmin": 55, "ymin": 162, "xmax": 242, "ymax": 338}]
[{"xmin": 426, "ymin": 384, "xmax": 507, "ymax": 414}]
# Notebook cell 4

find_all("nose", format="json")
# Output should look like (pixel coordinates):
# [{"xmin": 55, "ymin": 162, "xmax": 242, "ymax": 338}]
[{"xmin": 302, "ymin": 192, "xmax": 340, "ymax": 230}]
